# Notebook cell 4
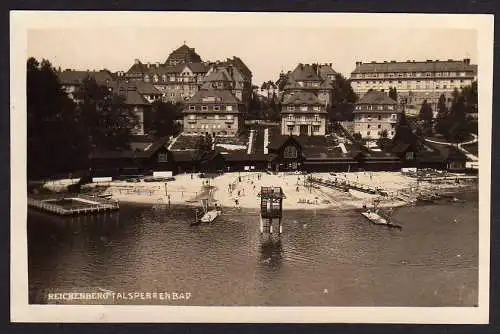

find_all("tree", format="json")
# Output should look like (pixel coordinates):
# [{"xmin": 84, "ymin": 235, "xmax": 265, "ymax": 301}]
[
  {"xmin": 388, "ymin": 87, "xmax": 398, "ymax": 102},
  {"xmin": 418, "ymin": 99, "xmax": 434, "ymax": 134},
  {"xmin": 27, "ymin": 57, "xmax": 80, "ymax": 178},
  {"xmin": 76, "ymin": 77, "xmax": 139, "ymax": 151},
  {"xmin": 329, "ymin": 73, "xmax": 358, "ymax": 121},
  {"xmin": 150, "ymin": 101, "xmax": 183, "ymax": 137},
  {"xmin": 352, "ymin": 132, "xmax": 363, "ymax": 143}
]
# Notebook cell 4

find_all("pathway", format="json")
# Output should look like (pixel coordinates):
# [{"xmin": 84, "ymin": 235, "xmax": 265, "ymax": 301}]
[{"xmin": 425, "ymin": 134, "xmax": 478, "ymax": 162}]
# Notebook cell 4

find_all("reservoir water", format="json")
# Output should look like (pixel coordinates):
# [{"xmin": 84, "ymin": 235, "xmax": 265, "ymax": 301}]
[{"xmin": 28, "ymin": 191, "xmax": 478, "ymax": 306}]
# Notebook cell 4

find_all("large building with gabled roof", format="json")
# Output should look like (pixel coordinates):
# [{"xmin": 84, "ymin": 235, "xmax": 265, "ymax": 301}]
[
  {"xmin": 280, "ymin": 91, "xmax": 328, "ymax": 136},
  {"xmin": 182, "ymin": 88, "xmax": 244, "ymax": 137},
  {"xmin": 278, "ymin": 63, "xmax": 337, "ymax": 108},
  {"xmin": 353, "ymin": 90, "xmax": 402, "ymax": 140}
]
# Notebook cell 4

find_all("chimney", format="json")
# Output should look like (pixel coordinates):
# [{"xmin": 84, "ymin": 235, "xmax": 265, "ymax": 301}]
[
  {"xmin": 156, "ymin": 62, "xmax": 160, "ymax": 68},
  {"xmin": 355, "ymin": 61, "xmax": 362, "ymax": 66},
  {"xmin": 463, "ymin": 58, "xmax": 471, "ymax": 64},
  {"xmin": 426, "ymin": 59, "xmax": 432, "ymax": 62},
  {"xmin": 390, "ymin": 60, "xmax": 396, "ymax": 63},
  {"xmin": 134, "ymin": 59, "xmax": 140, "ymax": 65},
  {"xmin": 406, "ymin": 60, "xmax": 411, "ymax": 62},
  {"xmin": 371, "ymin": 61, "xmax": 376, "ymax": 63},
  {"xmin": 147, "ymin": 62, "xmax": 151, "ymax": 68}
]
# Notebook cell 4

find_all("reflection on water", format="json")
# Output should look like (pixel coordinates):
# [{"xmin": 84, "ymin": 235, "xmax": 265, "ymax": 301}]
[{"xmin": 28, "ymin": 192, "xmax": 478, "ymax": 306}]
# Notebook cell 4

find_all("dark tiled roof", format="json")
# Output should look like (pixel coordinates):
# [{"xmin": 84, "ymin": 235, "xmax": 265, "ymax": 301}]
[
  {"xmin": 171, "ymin": 150, "xmax": 198, "ymax": 162},
  {"xmin": 226, "ymin": 56, "xmax": 252, "ymax": 79},
  {"xmin": 188, "ymin": 89, "xmax": 240, "ymax": 105},
  {"xmin": 204, "ymin": 69, "xmax": 232, "ymax": 82},
  {"xmin": 291, "ymin": 64, "xmax": 322, "ymax": 82},
  {"xmin": 425, "ymin": 143, "xmax": 468, "ymax": 161},
  {"xmin": 185, "ymin": 62, "xmax": 209, "ymax": 73},
  {"xmin": 135, "ymin": 81, "xmax": 162, "ymax": 95},
  {"xmin": 165, "ymin": 44, "xmax": 202, "ymax": 64},
  {"xmin": 282, "ymin": 91, "xmax": 322, "ymax": 105},
  {"xmin": 352, "ymin": 60, "xmax": 476, "ymax": 74},
  {"xmin": 57, "ymin": 70, "xmax": 113, "ymax": 86},
  {"xmin": 116, "ymin": 84, "xmax": 149, "ymax": 105},
  {"xmin": 318, "ymin": 64, "xmax": 337, "ymax": 77},
  {"xmin": 357, "ymin": 90, "xmax": 397, "ymax": 105},
  {"xmin": 89, "ymin": 137, "xmax": 169, "ymax": 160}
]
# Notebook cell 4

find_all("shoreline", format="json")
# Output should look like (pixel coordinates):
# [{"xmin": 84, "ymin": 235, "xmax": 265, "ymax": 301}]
[{"xmin": 71, "ymin": 172, "xmax": 477, "ymax": 212}]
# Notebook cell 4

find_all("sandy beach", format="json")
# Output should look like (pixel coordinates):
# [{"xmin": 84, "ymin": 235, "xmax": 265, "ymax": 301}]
[{"xmin": 40, "ymin": 171, "xmax": 477, "ymax": 211}]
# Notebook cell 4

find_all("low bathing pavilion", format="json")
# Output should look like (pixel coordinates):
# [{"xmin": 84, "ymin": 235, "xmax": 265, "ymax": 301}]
[{"xmin": 258, "ymin": 186, "xmax": 285, "ymax": 235}]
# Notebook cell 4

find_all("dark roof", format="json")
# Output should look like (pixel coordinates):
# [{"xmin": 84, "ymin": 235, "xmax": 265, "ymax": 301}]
[
  {"xmin": 115, "ymin": 82, "xmax": 150, "ymax": 105},
  {"xmin": 170, "ymin": 150, "xmax": 198, "ymax": 162},
  {"xmin": 187, "ymin": 89, "xmax": 240, "ymax": 105},
  {"xmin": 135, "ymin": 81, "xmax": 162, "ymax": 95},
  {"xmin": 165, "ymin": 44, "xmax": 202, "ymax": 64},
  {"xmin": 225, "ymin": 56, "xmax": 252, "ymax": 79},
  {"xmin": 57, "ymin": 70, "xmax": 113, "ymax": 86},
  {"xmin": 357, "ymin": 90, "xmax": 397, "ymax": 105},
  {"xmin": 291, "ymin": 64, "xmax": 322, "ymax": 82},
  {"xmin": 352, "ymin": 59, "xmax": 476, "ymax": 74},
  {"xmin": 282, "ymin": 91, "xmax": 323, "ymax": 106},
  {"xmin": 204, "ymin": 69, "xmax": 232, "ymax": 82},
  {"xmin": 391, "ymin": 142, "xmax": 411, "ymax": 154},
  {"xmin": 89, "ymin": 137, "xmax": 169, "ymax": 160},
  {"xmin": 425, "ymin": 143, "xmax": 468, "ymax": 161},
  {"xmin": 184, "ymin": 62, "xmax": 209, "ymax": 73}
]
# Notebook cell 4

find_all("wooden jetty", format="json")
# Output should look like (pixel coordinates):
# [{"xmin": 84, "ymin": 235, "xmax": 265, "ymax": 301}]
[
  {"xmin": 308, "ymin": 176, "xmax": 384, "ymax": 196},
  {"xmin": 28, "ymin": 194, "xmax": 119, "ymax": 216}
]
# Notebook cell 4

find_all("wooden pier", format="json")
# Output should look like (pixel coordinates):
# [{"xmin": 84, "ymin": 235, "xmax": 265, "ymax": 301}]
[
  {"xmin": 28, "ymin": 194, "xmax": 119, "ymax": 216},
  {"xmin": 308, "ymin": 176, "xmax": 386, "ymax": 196}
]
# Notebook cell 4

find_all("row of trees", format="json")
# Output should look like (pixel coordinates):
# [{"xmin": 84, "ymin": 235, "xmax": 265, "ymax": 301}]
[{"xmin": 27, "ymin": 58, "xmax": 182, "ymax": 179}]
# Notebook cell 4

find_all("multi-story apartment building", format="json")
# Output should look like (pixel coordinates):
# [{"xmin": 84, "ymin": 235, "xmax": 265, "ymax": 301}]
[
  {"xmin": 353, "ymin": 90, "xmax": 401, "ymax": 140},
  {"xmin": 280, "ymin": 91, "xmax": 328, "ymax": 136},
  {"xmin": 278, "ymin": 63, "xmax": 336, "ymax": 107},
  {"xmin": 124, "ymin": 44, "xmax": 253, "ymax": 105},
  {"xmin": 182, "ymin": 89, "xmax": 243, "ymax": 137},
  {"xmin": 203, "ymin": 58, "xmax": 253, "ymax": 110},
  {"xmin": 349, "ymin": 58, "xmax": 477, "ymax": 109}
]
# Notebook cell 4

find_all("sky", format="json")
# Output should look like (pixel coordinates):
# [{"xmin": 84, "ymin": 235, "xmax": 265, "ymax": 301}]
[{"xmin": 27, "ymin": 15, "xmax": 477, "ymax": 86}]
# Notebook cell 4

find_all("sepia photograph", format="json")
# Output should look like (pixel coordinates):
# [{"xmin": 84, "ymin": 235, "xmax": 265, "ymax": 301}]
[{"xmin": 10, "ymin": 11, "xmax": 493, "ymax": 323}]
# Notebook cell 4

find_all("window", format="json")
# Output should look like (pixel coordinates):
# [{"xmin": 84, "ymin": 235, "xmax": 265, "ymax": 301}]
[
  {"xmin": 162, "ymin": 75, "xmax": 167, "ymax": 82},
  {"xmin": 217, "ymin": 124, "xmax": 221, "ymax": 129},
  {"xmin": 301, "ymin": 116, "xmax": 306, "ymax": 122},
  {"xmin": 227, "ymin": 115, "xmax": 233, "ymax": 120},
  {"xmin": 405, "ymin": 152, "xmax": 415, "ymax": 160},
  {"xmin": 313, "ymin": 106, "xmax": 320, "ymax": 111},
  {"xmin": 355, "ymin": 105, "xmax": 361, "ymax": 110},
  {"xmin": 367, "ymin": 131, "xmax": 371, "ymax": 136},
  {"xmin": 314, "ymin": 114, "xmax": 319, "ymax": 122},
  {"xmin": 158, "ymin": 153, "xmax": 168, "ymax": 163},
  {"xmin": 377, "ymin": 115, "xmax": 381, "ymax": 120},
  {"xmin": 378, "ymin": 124, "xmax": 381, "ymax": 129},
  {"xmin": 190, "ymin": 125, "xmax": 194, "ymax": 129},
  {"xmin": 377, "ymin": 106, "xmax": 383, "ymax": 110},
  {"xmin": 391, "ymin": 131, "xmax": 394, "ymax": 136},
  {"xmin": 215, "ymin": 115, "xmax": 219, "ymax": 120},
  {"xmin": 367, "ymin": 124, "xmax": 371, "ymax": 129},
  {"xmin": 288, "ymin": 114, "xmax": 293, "ymax": 120},
  {"xmin": 312, "ymin": 125, "xmax": 320, "ymax": 132},
  {"xmin": 227, "ymin": 124, "xmax": 232, "ymax": 129},
  {"xmin": 144, "ymin": 75, "xmax": 150, "ymax": 82},
  {"xmin": 226, "ymin": 105, "xmax": 233, "ymax": 111},
  {"xmin": 391, "ymin": 114, "xmax": 397, "ymax": 120},
  {"xmin": 153, "ymin": 75, "xmax": 159, "ymax": 83},
  {"xmin": 201, "ymin": 105, "xmax": 208, "ymax": 111},
  {"xmin": 287, "ymin": 125, "xmax": 294, "ymax": 132},
  {"xmin": 189, "ymin": 114, "xmax": 195, "ymax": 120},
  {"xmin": 213, "ymin": 105, "xmax": 220, "ymax": 111},
  {"xmin": 284, "ymin": 145, "xmax": 298, "ymax": 159},
  {"xmin": 287, "ymin": 106, "xmax": 295, "ymax": 111},
  {"xmin": 300, "ymin": 105, "xmax": 308, "ymax": 111},
  {"xmin": 367, "ymin": 105, "xmax": 373, "ymax": 110},
  {"xmin": 388, "ymin": 105, "xmax": 394, "ymax": 110},
  {"xmin": 189, "ymin": 105, "xmax": 195, "ymax": 110}
]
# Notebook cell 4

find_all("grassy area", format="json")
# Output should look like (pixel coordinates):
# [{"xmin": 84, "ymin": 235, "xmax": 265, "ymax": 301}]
[{"xmin": 462, "ymin": 142, "xmax": 478, "ymax": 156}]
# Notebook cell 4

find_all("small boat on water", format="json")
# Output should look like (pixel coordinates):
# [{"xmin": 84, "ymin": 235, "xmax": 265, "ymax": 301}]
[
  {"xmin": 190, "ymin": 198, "xmax": 222, "ymax": 226},
  {"xmin": 361, "ymin": 211, "xmax": 402, "ymax": 230},
  {"xmin": 361, "ymin": 199, "xmax": 402, "ymax": 230}
]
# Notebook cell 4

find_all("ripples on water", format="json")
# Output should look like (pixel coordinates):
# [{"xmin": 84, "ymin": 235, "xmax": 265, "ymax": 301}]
[{"xmin": 28, "ymin": 192, "xmax": 478, "ymax": 306}]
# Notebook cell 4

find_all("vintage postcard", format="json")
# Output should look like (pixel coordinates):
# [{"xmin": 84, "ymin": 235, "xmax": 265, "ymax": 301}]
[{"xmin": 10, "ymin": 11, "xmax": 493, "ymax": 323}]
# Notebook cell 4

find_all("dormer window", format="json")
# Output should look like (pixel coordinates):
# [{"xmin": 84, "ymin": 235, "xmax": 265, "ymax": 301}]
[
  {"xmin": 189, "ymin": 105, "xmax": 195, "ymax": 110},
  {"xmin": 213, "ymin": 105, "xmax": 220, "ymax": 111},
  {"xmin": 300, "ymin": 105, "xmax": 308, "ymax": 112},
  {"xmin": 201, "ymin": 105, "xmax": 208, "ymax": 111},
  {"xmin": 287, "ymin": 106, "xmax": 295, "ymax": 111}
]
